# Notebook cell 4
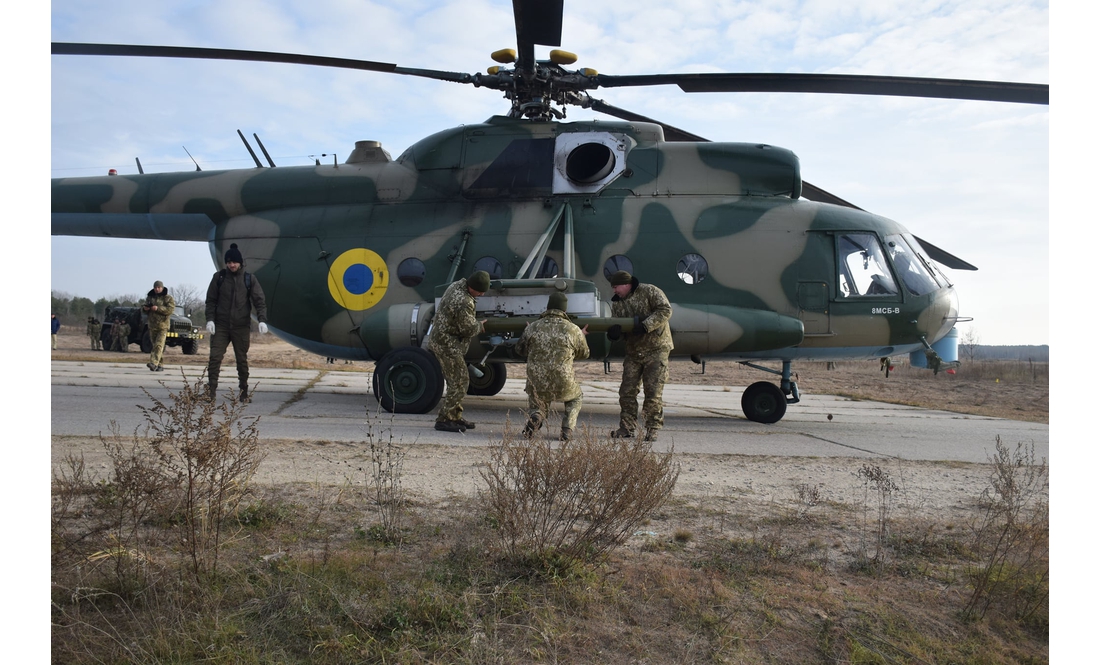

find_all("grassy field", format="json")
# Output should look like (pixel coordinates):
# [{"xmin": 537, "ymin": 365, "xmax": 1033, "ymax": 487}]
[{"xmin": 51, "ymin": 369, "xmax": 1049, "ymax": 663}]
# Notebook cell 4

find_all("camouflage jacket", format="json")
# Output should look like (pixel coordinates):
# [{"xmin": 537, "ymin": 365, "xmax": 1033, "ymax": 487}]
[
  {"xmin": 118, "ymin": 322, "xmax": 131, "ymax": 339},
  {"xmin": 515, "ymin": 310, "xmax": 590, "ymax": 402},
  {"xmin": 610, "ymin": 280, "xmax": 674, "ymax": 356},
  {"xmin": 428, "ymin": 278, "xmax": 481, "ymax": 357},
  {"xmin": 86, "ymin": 320, "xmax": 101, "ymax": 335},
  {"xmin": 144, "ymin": 289, "xmax": 176, "ymax": 331},
  {"xmin": 205, "ymin": 268, "xmax": 267, "ymax": 330}
]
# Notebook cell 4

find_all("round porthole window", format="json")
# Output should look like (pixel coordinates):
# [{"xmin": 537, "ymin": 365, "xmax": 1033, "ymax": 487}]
[
  {"xmin": 473, "ymin": 256, "xmax": 504, "ymax": 279},
  {"xmin": 397, "ymin": 257, "xmax": 426, "ymax": 287},
  {"xmin": 602, "ymin": 255, "xmax": 634, "ymax": 281},
  {"xmin": 677, "ymin": 253, "xmax": 708, "ymax": 285},
  {"xmin": 536, "ymin": 256, "xmax": 559, "ymax": 279}
]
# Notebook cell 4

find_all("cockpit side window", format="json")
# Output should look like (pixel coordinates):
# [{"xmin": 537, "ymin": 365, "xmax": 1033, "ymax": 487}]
[
  {"xmin": 884, "ymin": 234, "xmax": 941, "ymax": 296},
  {"xmin": 837, "ymin": 233, "xmax": 899, "ymax": 298}
]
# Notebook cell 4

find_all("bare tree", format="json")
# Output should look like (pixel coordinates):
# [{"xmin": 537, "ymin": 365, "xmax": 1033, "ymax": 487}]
[
  {"xmin": 172, "ymin": 283, "xmax": 205, "ymax": 319},
  {"xmin": 960, "ymin": 326, "xmax": 981, "ymax": 363}
]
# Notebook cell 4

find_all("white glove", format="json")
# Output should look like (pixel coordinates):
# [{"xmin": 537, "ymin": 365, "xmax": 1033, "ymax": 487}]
[
  {"xmin": 258, "ymin": 322, "xmax": 268, "ymax": 334},
  {"xmin": 206, "ymin": 321, "xmax": 216, "ymax": 334}
]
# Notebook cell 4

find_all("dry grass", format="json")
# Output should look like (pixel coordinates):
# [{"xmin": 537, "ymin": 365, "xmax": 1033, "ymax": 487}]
[{"xmin": 50, "ymin": 331, "xmax": 1049, "ymax": 662}]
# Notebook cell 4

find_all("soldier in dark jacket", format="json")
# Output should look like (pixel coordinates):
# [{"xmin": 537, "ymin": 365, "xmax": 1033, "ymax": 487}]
[
  {"xmin": 514, "ymin": 292, "xmax": 590, "ymax": 441},
  {"xmin": 205, "ymin": 243, "xmax": 268, "ymax": 402},
  {"xmin": 426, "ymin": 270, "xmax": 489, "ymax": 432},
  {"xmin": 143, "ymin": 280, "xmax": 176, "ymax": 371},
  {"xmin": 608, "ymin": 270, "xmax": 674, "ymax": 442},
  {"xmin": 51, "ymin": 314, "xmax": 61, "ymax": 350}
]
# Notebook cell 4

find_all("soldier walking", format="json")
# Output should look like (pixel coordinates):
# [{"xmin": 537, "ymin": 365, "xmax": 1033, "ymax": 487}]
[
  {"xmin": 426, "ymin": 270, "xmax": 489, "ymax": 433},
  {"xmin": 607, "ymin": 270, "xmax": 674, "ymax": 442},
  {"xmin": 51, "ymin": 314, "xmax": 61, "ymax": 350},
  {"xmin": 514, "ymin": 291, "xmax": 590, "ymax": 441},
  {"xmin": 143, "ymin": 280, "xmax": 176, "ymax": 371},
  {"xmin": 205, "ymin": 243, "xmax": 269, "ymax": 402}
]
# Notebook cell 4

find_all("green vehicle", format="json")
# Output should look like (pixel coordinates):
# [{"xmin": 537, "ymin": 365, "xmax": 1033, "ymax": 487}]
[{"xmin": 101, "ymin": 305, "xmax": 204, "ymax": 355}]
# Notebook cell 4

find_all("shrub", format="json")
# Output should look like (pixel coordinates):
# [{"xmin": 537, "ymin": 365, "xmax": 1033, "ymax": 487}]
[
  {"xmin": 480, "ymin": 424, "xmax": 679, "ymax": 567},
  {"xmin": 963, "ymin": 437, "xmax": 1048, "ymax": 626}
]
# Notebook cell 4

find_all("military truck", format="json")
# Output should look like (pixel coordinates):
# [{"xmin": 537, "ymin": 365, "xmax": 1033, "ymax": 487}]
[{"xmin": 101, "ymin": 305, "xmax": 204, "ymax": 355}]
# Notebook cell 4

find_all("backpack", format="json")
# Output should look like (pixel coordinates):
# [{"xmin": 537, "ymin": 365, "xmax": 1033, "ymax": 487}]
[{"xmin": 218, "ymin": 270, "xmax": 252, "ymax": 292}]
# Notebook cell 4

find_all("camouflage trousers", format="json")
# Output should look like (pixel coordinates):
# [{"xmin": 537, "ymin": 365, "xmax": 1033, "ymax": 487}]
[
  {"xmin": 207, "ymin": 326, "xmax": 251, "ymax": 390},
  {"xmin": 89, "ymin": 334, "xmax": 100, "ymax": 350},
  {"xmin": 618, "ymin": 350, "xmax": 670, "ymax": 434},
  {"xmin": 149, "ymin": 327, "xmax": 169, "ymax": 367},
  {"xmin": 525, "ymin": 390, "xmax": 582, "ymax": 434},
  {"xmin": 112, "ymin": 337, "xmax": 127, "ymax": 352},
  {"xmin": 433, "ymin": 350, "xmax": 470, "ymax": 422}
]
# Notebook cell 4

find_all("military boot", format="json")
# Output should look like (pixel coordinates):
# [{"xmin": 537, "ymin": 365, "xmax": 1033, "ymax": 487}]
[
  {"xmin": 435, "ymin": 420, "xmax": 465, "ymax": 433},
  {"xmin": 522, "ymin": 419, "xmax": 542, "ymax": 438},
  {"xmin": 458, "ymin": 418, "xmax": 476, "ymax": 430},
  {"xmin": 239, "ymin": 387, "xmax": 250, "ymax": 403},
  {"xmin": 560, "ymin": 428, "xmax": 574, "ymax": 442},
  {"xmin": 206, "ymin": 384, "xmax": 217, "ymax": 401},
  {"xmin": 610, "ymin": 427, "xmax": 634, "ymax": 439}
]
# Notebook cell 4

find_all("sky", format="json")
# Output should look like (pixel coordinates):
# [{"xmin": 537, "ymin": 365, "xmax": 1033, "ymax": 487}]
[{"xmin": 45, "ymin": 0, "xmax": 1050, "ymax": 346}]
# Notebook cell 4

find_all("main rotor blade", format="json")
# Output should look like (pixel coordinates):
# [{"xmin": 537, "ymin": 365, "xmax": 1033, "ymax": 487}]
[
  {"xmin": 913, "ymin": 236, "xmax": 979, "ymax": 271},
  {"xmin": 586, "ymin": 96, "xmax": 864, "ymax": 210},
  {"xmin": 584, "ymin": 98, "xmax": 708, "ymax": 142},
  {"xmin": 595, "ymin": 72, "xmax": 1048, "ymax": 105},
  {"xmin": 512, "ymin": 0, "xmax": 563, "ymax": 73},
  {"xmin": 51, "ymin": 42, "xmax": 474, "ymax": 84},
  {"xmin": 799, "ymin": 182, "xmax": 864, "ymax": 210}
]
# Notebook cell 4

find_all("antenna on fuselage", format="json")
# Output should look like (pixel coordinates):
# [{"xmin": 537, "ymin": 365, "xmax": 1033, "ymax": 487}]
[
  {"xmin": 237, "ymin": 129, "xmax": 263, "ymax": 168},
  {"xmin": 135, "ymin": 157, "xmax": 144, "ymax": 174},
  {"xmin": 182, "ymin": 146, "xmax": 202, "ymax": 171},
  {"xmin": 253, "ymin": 133, "xmax": 276, "ymax": 167}
]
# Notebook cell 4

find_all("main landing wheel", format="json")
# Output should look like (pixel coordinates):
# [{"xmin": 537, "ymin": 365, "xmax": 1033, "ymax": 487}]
[
  {"xmin": 372, "ymin": 347, "xmax": 444, "ymax": 414},
  {"xmin": 741, "ymin": 381, "xmax": 787, "ymax": 424},
  {"xmin": 467, "ymin": 362, "xmax": 507, "ymax": 396}
]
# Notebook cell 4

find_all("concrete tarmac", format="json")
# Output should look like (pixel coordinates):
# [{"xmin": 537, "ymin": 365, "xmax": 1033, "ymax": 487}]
[{"xmin": 51, "ymin": 360, "xmax": 1048, "ymax": 464}]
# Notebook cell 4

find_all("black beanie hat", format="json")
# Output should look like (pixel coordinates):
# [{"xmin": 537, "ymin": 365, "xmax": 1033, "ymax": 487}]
[{"xmin": 225, "ymin": 243, "xmax": 244, "ymax": 264}]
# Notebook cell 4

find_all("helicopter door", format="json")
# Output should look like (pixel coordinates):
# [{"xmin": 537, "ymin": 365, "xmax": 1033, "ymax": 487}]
[
  {"xmin": 796, "ymin": 232, "xmax": 836, "ymax": 336},
  {"xmin": 797, "ymin": 282, "xmax": 832, "ymax": 335}
]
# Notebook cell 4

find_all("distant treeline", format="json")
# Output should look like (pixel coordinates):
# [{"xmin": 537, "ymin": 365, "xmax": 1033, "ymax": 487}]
[
  {"xmin": 51, "ymin": 288, "xmax": 207, "ymax": 327},
  {"xmin": 972, "ymin": 345, "xmax": 1049, "ymax": 362}
]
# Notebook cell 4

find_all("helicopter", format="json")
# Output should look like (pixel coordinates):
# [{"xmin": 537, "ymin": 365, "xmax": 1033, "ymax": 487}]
[{"xmin": 50, "ymin": 0, "xmax": 1048, "ymax": 423}]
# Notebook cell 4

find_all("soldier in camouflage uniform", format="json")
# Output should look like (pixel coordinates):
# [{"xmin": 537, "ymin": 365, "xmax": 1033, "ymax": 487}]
[
  {"xmin": 116, "ymin": 319, "xmax": 131, "ymax": 352},
  {"xmin": 86, "ymin": 316, "xmax": 103, "ymax": 350},
  {"xmin": 514, "ymin": 291, "xmax": 590, "ymax": 441},
  {"xmin": 608, "ymin": 270, "xmax": 674, "ymax": 442},
  {"xmin": 143, "ymin": 280, "xmax": 176, "ymax": 371},
  {"xmin": 426, "ymin": 270, "xmax": 489, "ymax": 433}
]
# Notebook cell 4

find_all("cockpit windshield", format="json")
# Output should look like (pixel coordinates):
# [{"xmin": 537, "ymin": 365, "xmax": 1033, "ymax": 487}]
[
  {"xmin": 837, "ymin": 233, "xmax": 898, "ymax": 297},
  {"xmin": 884, "ymin": 234, "xmax": 940, "ymax": 296}
]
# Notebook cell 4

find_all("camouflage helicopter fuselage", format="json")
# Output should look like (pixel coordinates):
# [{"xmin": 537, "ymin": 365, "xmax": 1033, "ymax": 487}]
[{"xmin": 52, "ymin": 116, "xmax": 959, "ymax": 368}]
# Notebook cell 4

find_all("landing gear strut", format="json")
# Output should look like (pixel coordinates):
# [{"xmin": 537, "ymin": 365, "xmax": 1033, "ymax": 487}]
[{"xmin": 738, "ymin": 360, "xmax": 800, "ymax": 424}]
